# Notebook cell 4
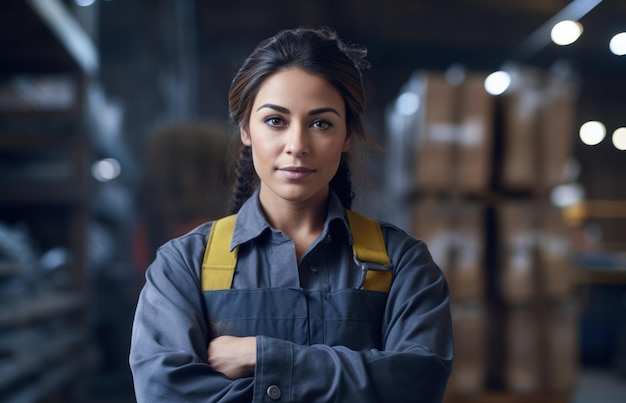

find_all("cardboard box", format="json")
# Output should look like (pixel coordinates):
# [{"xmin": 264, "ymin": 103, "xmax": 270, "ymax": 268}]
[
  {"xmin": 504, "ymin": 306, "xmax": 542, "ymax": 394},
  {"xmin": 413, "ymin": 200, "xmax": 486, "ymax": 303},
  {"xmin": 500, "ymin": 69, "xmax": 542, "ymax": 191},
  {"xmin": 499, "ymin": 67, "xmax": 578, "ymax": 192},
  {"xmin": 545, "ymin": 300, "xmax": 579, "ymax": 392},
  {"xmin": 414, "ymin": 72, "xmax": 457, "ymax": 192},
  {"xmin": 498, "ymin": 201, "xmax": 538, "ymax": 304},
  {"xmin": 455, "ymin": 73, "xmax": 495, "ymax": 193},
  {"xmin": 538, "ymin": 74, "xmax": 578, "ymax": 190},
  {"xmin": 537, "ymin": 204, "xmax": 573, "ymax": 300},
  {"xmin": 450, "ymin": 202, "xmax": 486, "ymax": 303},
  {"xmin": 448, "ymin": 303, "xmax": 488, "ymax": 395}
]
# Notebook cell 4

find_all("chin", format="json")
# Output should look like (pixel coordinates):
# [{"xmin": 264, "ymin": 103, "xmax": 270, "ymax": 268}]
[{"xmin": 272, "ymin": 186, "xmax": 328, "ymax": 205}]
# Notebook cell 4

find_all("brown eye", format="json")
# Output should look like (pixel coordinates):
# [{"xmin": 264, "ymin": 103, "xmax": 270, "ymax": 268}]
[
  {"xmin": 312, "ymin": 119, "xmax": 333, "ymax": 129},
  {"xmin": 264, "ymin": 116, "xmax": 284, "ymax": 127}
]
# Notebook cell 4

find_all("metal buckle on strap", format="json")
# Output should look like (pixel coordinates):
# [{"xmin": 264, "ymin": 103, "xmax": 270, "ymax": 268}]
[{"xmin": 354, "ymin": 255, "xmax": 393, "ymax": 290}]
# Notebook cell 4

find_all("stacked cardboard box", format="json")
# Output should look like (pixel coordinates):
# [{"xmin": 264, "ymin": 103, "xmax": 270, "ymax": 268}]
[
  {"xmin": 410, "ymin": 71, "xmax": 494, "ymax": 396},
  {"xmin": 500, "ymin": 71, "xmax": 542, "ymax": 191},
  {"xmin": 498, "ymin": 202, "xmax": 578, "ymax": 394},
  {"xmin": 413, "ymin": 199, "xmax": 486, "ymax": 304},
  {"xmin": 397, "ymin": 67, "xmax": 580, "ymax": 400},
  {"xmin": 412, "ymin": 71, "xmax": 494, "ymax": 195},
  {"xmin": 455, "ymin": 73, "xmax": 496, "ymax": 193},
  {"xmin": 496, "ymin": 70, "xmax": 579, "ymax": 395},
  {"xmin": 413, "ymin": 72, "xmax": 457, "ymax": 192},
  {"xmin": 499, "ymin": 67, "xmax": 578, "ymax": 192},
  {"xmin": 413, "ymin": 199, "xmax": 488, "ymax": 395}
]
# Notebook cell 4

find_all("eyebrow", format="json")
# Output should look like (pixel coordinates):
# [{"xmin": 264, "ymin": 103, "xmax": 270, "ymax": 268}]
[
  {"xmin": 256, "ymin": 103, "xmax": 342, "ymax": 117},
  {"xmin": 309, "ymin": 107, "xmax": 341, "ymax": 117}
]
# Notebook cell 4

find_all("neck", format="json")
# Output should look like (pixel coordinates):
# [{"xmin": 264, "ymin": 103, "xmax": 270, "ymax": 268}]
[{"xmin": 258, "ymin": 189, "xmax": 328, "ymax": 259}]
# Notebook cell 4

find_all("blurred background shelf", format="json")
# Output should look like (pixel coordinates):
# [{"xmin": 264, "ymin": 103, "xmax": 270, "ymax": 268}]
[{"xmin": 0, "ymin": 0, "xmax": 99, "ymax": 401}]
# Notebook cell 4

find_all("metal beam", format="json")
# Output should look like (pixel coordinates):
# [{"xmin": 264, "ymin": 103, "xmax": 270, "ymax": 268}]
[{"xmin": 514, "ymin": 0, "xmax": 603, "ymax": 60}]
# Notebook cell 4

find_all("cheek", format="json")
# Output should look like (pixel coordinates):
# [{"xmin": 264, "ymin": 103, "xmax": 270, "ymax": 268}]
[
  {"xmin": 250, "ymin": 136, "xmax": 273, "ymax": 156},
  {"xmin": 249, "ymin": 136, "xmax": 278, "ymax": 170}
]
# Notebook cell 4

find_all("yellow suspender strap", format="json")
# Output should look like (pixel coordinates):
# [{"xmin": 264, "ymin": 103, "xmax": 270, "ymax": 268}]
[
  {"xmin": 345, "ymin": 210, "xmax": 393, "ymax": 293},
  {"xmin": 201, "ymin": 211, "xmax": 392, "ymax": 292},
  {"xmin": 201, "ymin": 214, "xmax": 238, "ymax": 291}
]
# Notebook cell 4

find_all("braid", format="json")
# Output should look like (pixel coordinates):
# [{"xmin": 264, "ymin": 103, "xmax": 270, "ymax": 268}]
[
  {"xmin": 229, "ymin": 145, "xmax": 258, "ymax": 214},
  {"xmin": 329, "ymin": 153, "xmax": 354, "ymax": 209}
]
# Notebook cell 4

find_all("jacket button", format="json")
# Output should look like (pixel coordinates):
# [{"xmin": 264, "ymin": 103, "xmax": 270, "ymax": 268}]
[
  {"xmin": 266, "ymin": 385, "xmax": 281, "ymax": 400},
  {"xmin": 310, "ymin": 266, "xmax": 318, "ymax": 273}
]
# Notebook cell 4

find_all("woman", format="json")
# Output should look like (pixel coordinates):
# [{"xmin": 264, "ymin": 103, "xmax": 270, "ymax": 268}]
[{"xmin": 130, "ymin": 27, "xmax": 453, "ymax": 402}]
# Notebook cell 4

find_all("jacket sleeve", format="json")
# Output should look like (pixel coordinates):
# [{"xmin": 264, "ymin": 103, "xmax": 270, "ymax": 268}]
[
  {"xmin": 252, "ymin": 231, "xmax": 454, "ymax": 403},
  {"xmin": 129, "ymin": 237, "xmax": 254, "ymax": 402}
]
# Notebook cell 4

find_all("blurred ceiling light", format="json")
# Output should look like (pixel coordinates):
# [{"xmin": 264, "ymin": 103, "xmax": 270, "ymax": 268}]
[
  {"xmin": 484, "ymin": 71, "xmax": 511, "ymax": 96},
  {"xmin": 612, "ymin": 127, "xmax": 626, "ymax": 150},
  {"xmin": 550, "ymin": 20, "xmax": 583, "ymax": 46},
  {"xmin": 395, "ymin": 92, "xmax": 420, "ymax": 116},
  {"xmin": 579, "ymin": 120, "xmax": 606, "ymax": 145},
  {"xmin": 92, "ymin": 158, "xmax": 121, "ymax": 182},
  {"xmin": 75, "ymin": 0, "xmax": 96, "ymax": 6},
  {"xmin": 609, "ymin": 32, "xmax": 626, "ymax": 55},
  {"xmin": 550, "ymin": 183, "xmax": 585, "ymax": 208}
]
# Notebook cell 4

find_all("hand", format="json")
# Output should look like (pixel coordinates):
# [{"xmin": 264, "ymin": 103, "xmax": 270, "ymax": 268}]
[{"xmin": 207, "ymin": 335, "xmax": 257, "ymax": 379}]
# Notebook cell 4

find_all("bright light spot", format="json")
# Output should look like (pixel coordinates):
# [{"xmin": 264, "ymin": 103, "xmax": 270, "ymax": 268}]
[
  {"xmin": 75, "ymin": 0, "xmax": 96, "ymax": 6},
  {"xmin": 579, "ymin": 121, "xmax": 606, "ymax": 146},
  {"xmin": 550, "ymin": 183, "xmax": 585, "ymax": 207},
  {"xmin": 612, "ymin": 127, "xmax": 626, "ymax": 150},
  {"xmin": 551, "ymin": 20, "xmax": 583, "ymax": 46},
  {"xmin": 92, "ymin": 158, "xmax": 121, "ymax": 182},
  {"xmin": 484, "ymin": 71, "xmax": 511, "ymax": 96},
  {"xmin": 609, "ymin": 32, "xmax": 626, "ymax": 56},
  {"xmin": 395, "ymin": 92, "xmax": 420, "ymax": 116},
  {"xmin": 39, "ymin": 247, "xmax": 70, "ymax": 271}
]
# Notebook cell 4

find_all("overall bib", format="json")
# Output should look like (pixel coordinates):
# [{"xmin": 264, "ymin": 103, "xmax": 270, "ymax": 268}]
[{"xmin": 200, "ymin": 211, "xmax": 393, "ymax": 350}]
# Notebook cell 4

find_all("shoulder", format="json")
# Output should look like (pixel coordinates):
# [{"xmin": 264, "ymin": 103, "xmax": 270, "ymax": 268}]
[
  {"xmin": 355, "ymin": 212, "xmax": 421, "ymax": 245},
  {"xmin": 378, "ymin": 220, "xmax": 426, "ymax": 253},
  {"xmin": 159, "ymin": 221, "xmax": 214, "ymax": 254},
  {"xmin": 148, "ymin": 221, "xmax": 215, "ymax": 280},
  {"xmin": 373, "ymin": 220, "xmax": 448, "ymax": 291},
  {"xmin": 372, "ymin": 218, "xmax": 442, "ymax": 273}
]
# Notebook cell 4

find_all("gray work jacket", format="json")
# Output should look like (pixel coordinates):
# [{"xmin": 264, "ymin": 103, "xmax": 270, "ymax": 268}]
[{"xmin": 130, "ymin": 191, "xmax": 454, "ymax": 402}]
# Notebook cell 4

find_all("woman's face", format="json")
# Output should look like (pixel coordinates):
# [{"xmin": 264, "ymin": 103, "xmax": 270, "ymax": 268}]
[{"xmin": 241, "ymin": 67, "xmax": 352, "ymax": 209}]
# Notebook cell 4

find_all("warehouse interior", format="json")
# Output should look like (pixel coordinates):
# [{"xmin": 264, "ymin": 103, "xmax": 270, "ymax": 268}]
[{"xmin": 1, "ymin": 0, "xmax": 625, "ymax": 402}]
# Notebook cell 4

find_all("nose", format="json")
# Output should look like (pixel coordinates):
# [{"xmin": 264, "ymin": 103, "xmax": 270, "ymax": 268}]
[{"xmin": 285, "ymin": 125, "xmax": 309, "ymax": 156}]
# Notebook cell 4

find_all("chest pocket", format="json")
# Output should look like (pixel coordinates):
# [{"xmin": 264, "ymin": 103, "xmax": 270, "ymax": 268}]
[{"xmin": 201, "ymin": 210, "xmax": 393, "ymax": 292}]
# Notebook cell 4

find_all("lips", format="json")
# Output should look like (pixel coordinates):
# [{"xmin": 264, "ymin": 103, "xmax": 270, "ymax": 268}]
[{"xmin": 278, "ymin": 166, "xmax": 314, "ymax": 180}]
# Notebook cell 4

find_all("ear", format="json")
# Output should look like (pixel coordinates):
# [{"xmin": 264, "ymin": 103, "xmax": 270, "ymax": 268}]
[
  {"xmin": 240, "ymin": 125, "xmax": 252, "ymax": 146},
  {"xmin": 342, "ymin": 131, "xmax": 353, "ymax": 152}
]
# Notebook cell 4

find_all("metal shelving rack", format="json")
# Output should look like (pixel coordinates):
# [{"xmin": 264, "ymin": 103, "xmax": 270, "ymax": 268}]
[{"xmin": 0, "ymin": 1, "xmax": 99, "ymax": 401}]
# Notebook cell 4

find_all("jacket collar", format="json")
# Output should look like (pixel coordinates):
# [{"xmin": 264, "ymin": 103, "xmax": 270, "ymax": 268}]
[{"xmin": 230, "ymin": 189, "xmax": 351, "ymax": 250}]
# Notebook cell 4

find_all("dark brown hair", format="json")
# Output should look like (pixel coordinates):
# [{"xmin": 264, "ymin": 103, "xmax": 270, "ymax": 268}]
[{"xmin": 227, "ymin": 27, "xmax": 373, "ymax": 213}]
